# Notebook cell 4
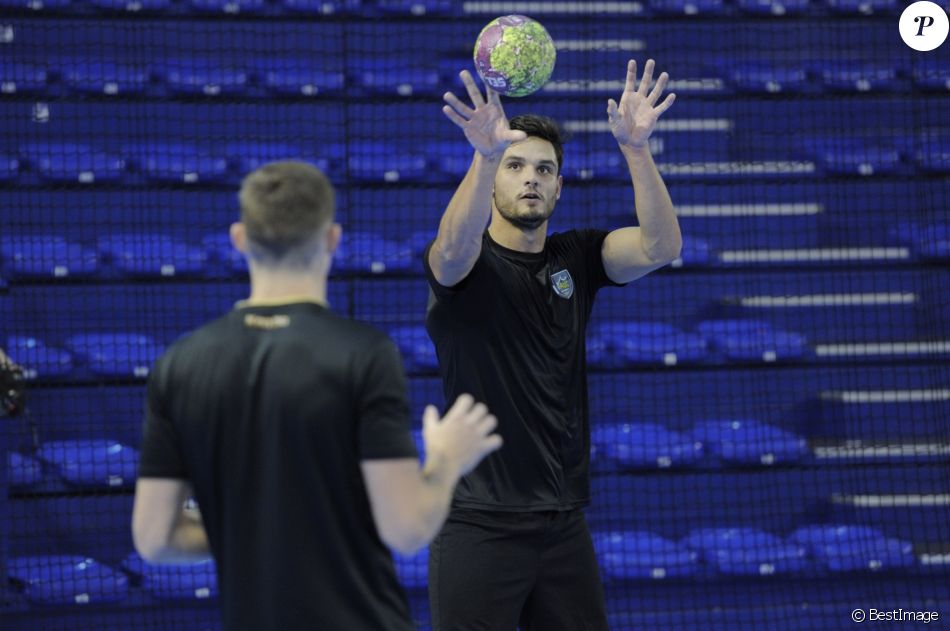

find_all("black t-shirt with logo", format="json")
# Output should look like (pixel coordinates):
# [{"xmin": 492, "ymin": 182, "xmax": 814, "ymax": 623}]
[
  {"xmin": 139, "ymin": 301, "xmax": 417, "ymax": 631},
  {"xmin": 424, "ymin": 230, "xmax": 622, "ymax": 512}
]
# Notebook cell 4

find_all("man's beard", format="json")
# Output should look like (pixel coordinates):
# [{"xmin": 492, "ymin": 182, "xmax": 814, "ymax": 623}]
[{"xmin": 494, "ymin": 194, "xmax": 555, "ymax": 231}]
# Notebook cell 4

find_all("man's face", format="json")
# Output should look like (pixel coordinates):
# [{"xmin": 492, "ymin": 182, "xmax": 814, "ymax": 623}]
[{"xmin": 492, "ymin": 136, "xmax": 563, "ymax": 231}]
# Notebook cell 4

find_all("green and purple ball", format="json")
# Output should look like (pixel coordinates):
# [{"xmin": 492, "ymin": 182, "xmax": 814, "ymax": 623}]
[{"xmin": 473, "ymin": 15, "xmax": 556, "ymax": 98}]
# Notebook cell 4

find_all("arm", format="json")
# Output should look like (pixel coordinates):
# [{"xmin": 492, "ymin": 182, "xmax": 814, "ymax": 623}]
[
  {"xmin": 361, "ymin": 395, "xmax": 502, "ymax": 555},
  {"xmin": 430, "ymin": 71, "xmax": 527, "ymax": 287},
  {"xmin": 132, "ymin": 478, "xmax": 212, "ymax": 564},
  {"xmin": 602, "ymin": 59, "xmax": 683, "ymax": 284}
]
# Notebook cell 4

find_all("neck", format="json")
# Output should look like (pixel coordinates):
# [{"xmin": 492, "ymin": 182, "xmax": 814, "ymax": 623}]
[
  {"xmin": 488, "ymin": 210, "xmax": 547, "ymax": 253},
  {"xmin": 245, "ymin": 267, "xmax": 329, "ymax": 306}
]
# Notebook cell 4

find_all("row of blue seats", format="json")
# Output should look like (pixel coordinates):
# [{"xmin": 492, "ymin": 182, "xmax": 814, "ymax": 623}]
[
  {"xmin": 2, "ymin": 225, "xmax": 947, "ymax": 286},
  {"xmin": 7, "ymin": 553, "xmax": 215, "ymax": 606},
  {"xmin": 393, "ymin": 524, "xmax": 921, "ymax": 589},
  {"xmin": 0, "ymin": 0, "xmax": 926, "ymax": 16},
  {"xmin": 1, "ymin": 139, "xmax": 945, "ymax": 187},
  {"xmin": 6, "ymin": 314, "xmax": 948, "ymax": 384},
  {"xmin": 4, "ymin": 520, "xmax": 923, "ymax": 610},
  {"xmin": 1, "ymin": 417, "xmax": 810, "ymax": 492},
  {"xmin": 4, "ymin": 58, "xmax": 946, "ymax": 98}
]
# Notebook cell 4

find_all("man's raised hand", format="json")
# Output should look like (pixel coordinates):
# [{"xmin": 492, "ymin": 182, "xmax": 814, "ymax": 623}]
[
  {"xmin": 607, "ymin": 59, "xmax": 676, "ymax": 149},
  {"xmin": 442, "ymin": 70, "xmax": 527, "ymax": 159}
]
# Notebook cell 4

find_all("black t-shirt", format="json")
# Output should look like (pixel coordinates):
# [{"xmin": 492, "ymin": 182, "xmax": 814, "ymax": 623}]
[
  {"xmin": 424, "ymin": 230, "xmax": 622, "ymax": 512},
  {"xmin": 139, "ymin": 301, "xmax": 417, "ymax": 631}
]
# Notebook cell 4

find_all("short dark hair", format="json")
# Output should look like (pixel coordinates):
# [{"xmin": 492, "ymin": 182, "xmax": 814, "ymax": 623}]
[
  {"xmin": 238, "ymin": 160, "xmax": 335, "ymax": 263},
  {"xmin": 508, "ymin": 114, "xmax": 566, "ymax": 173}
]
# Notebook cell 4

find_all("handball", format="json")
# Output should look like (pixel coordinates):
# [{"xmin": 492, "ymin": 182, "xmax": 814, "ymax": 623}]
[{"xmin": 473, "ymin": 15, "xmax": 556, "ymax": 98}]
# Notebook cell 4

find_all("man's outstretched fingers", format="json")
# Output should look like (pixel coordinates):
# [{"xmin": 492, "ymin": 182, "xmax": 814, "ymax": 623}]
[{"xmin": 459, "ymin": 70, "xmax": 485, "ymax": 107}]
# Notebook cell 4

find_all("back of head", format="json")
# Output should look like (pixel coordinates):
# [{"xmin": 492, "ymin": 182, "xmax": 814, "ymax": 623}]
[
  {"xmin": 238, "ymin": 160, "xmax": 336, "ymax": 266},
  {"xmin": 508, "ymin": 114, "xmax": 567, "ymax": 174}
]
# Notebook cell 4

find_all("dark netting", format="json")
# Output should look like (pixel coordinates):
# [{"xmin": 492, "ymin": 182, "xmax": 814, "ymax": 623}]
[{"xmin": 0, "ymin": 1, "xmax": 948, "ymax": 630}]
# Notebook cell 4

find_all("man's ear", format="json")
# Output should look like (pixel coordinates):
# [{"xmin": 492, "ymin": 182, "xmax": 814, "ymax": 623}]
[
  {"xmin": 230, "ymin": 223, "xmax": 248, "ymax": 254},
  {"xmin": 326, "ymin": 223, "xmax": 342, "ymax": 256}
]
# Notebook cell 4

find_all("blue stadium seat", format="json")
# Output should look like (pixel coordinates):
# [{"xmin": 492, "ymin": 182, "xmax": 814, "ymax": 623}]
[
  {"xmin": 824, "ymin": 0, "xmax": 897, "ymax": 13},
  {"xmin": 89, "ymin": 0, "xmax": 172, "ymax": 11},
  {"xmin": 0, "ymin": 62, "xmax": 48, "ymax": 95},
  {"xmin": 347, "ymin": 144, "xmax": 428, "ymax": 183},
  {"xmin": 334, "ymin": 231, "xmax": 415, "ymax": 273},
  {"xmin": 97, "ymin": 233, "xmax": 208, "ymax": 277},
  {"xmin": 681, "ymin": 528, "xmax": 808, "ymax": 576},
  {"xmin": 202, "ymin": 233, "xmax": 247, "ymax": 275},
  {"xmin": 590, "ymin": 321, "xmax": 708, "ymax": 367},
  {"xmin": 648, "ymin": 0, "xmax": 725, "ymax": 15},
  {"xmin": 722, "ymin": 61, "xmax": 808, "ymax": 94},
  {"xmin": 392, "ymin": 546, "xmax": 428, "ymax": 590},
  {"xmin": 20, "ymin": 143, "xmax": 126, "ymax": 184},
  {"xmin": 561, "ymin": 149, "xmax": 626, "ymax": 182},
  {"xmin": 789, "ymin": 524, "xmax": 916, "ymax": 572},
  {"xmin": 813, "ymin": 61, "xmax": 903, "ymax": 92},
  {"xmin": 8, "ymin": 555, "xmax": 130, "ymax": 606},
  {"xmin": 5, "ymin": 335, "xmax": 74, "ymax": 379},
  {"xmin": 188, "ymin": 0, "xmax": 265, "ymax": 13},
  {"xmin": 224, "ymin": 141, "xmax": 342, "ymax": 179},
  {"xmin": 60, "ymin": 61, "xmax": 150, "ymax": 96},
  {"xmin": 156, "ymin": 60, "xmax": 250, "ymax": 97},
  {"xmin": 0, "ymin": 235, "xmax": 99, "ymax": 279},
  {"xmin": 912, "ymin": 59, "xmax": 950, "ymax": 91},
  {"xmin": 695, "ymin": 319, "xmax": 809, "ymax": 362},
  {"xmin": 37, "ymin": 439, "xmax": 139, "ymax": 489},
  {"xmin": 65, "ymin": 332, "xmax": 164, "ymax": 378},
  {"xmin": 670, "ymin": 235, "xmax": 713, "ymax": 268},
  {"xmin": 7, "ymin": 451, "xmax": 44, "ymax": 488},
  {"xmin": 916, "ymin": 134, "xmax": 950, "ymax": 173},
  {"xmin": 888, "ymin": 222, "xmax": 950, "ymax": 260},
  {"xmin": 690, "ymin": 419, "xmax": 809, "ymax": 466},
  {"xmin": 735, "ymin": 0, "xmax": 809, "ymax": 15},
  {"xmin": 593, "ymin": 531, "xmax": 700, "ymax": 580},
  {"xmin": 257, "ymin": 59, "xmax": 346, "ymax": 97},
  {"xmin": 374, "ymin": 0, "xmax": 455, "ymax": 15},
  {"xmin": 352, "ymin": 60, "xmax": 442, "ymax": 97},
  {"xmin": 0, "ymin": 0, "xmax": 70, "ymax": 8},
  {"xmin": 389, "ymin": 325, "xmax": 438, "ymax": 373},
  {"xmin": 122, "ymin": 552, "xmax": 218, "ymax": 600},
  {"xmin": 0, "ymin": 152, "xmax": 18, "ymax": 181},
  {"xmin": 590, "ymin": 423, "xmax": 703, "ymax": 470},
  {"xmin": 280, "ymin": 0, "xmax": 362, "ymax": 14},
  {"xmin": 422, "ymin": 140, "xmax": 474, "ymax": 180},
  {"xmin": 127, "ymin": 142, "xmax": 229, "ymax": 184}
]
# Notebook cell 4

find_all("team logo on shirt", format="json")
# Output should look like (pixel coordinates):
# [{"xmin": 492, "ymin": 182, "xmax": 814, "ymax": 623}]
[{"xmin": 550, "ymin": 269, "xmax": 574, "ymax": 299}]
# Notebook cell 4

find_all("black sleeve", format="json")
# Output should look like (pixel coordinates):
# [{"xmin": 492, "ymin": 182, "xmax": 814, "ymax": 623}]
[
  {"xmin": 579, "ymin": 228, "xmax": 627, "ymax": 295},
  {"xmin": 422, "ymin": 238, "xmax": 481, "ymax": 303},
  {"xmin": 138, "ymin": 355, "xmax": 188, "ymax": 479},
  {"xmin": 356, "ymin": 337, "xmax": 419, "ymax": 461}
]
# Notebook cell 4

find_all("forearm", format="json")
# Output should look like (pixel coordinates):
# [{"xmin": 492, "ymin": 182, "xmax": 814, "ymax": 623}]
[
  {"xmin": 405, "ymin": 453, "xmax": 461, "ymax": 553},
  {"xmin": 621, "ymin": 144, "xmax": 682, "ymax": 262},
  {"xmin": 146, "ymin": 511, "xmax": 212, "ymax": 564},
  {"xmin": 435, "ymin": 152, "xmax": 499, "ymax": 255}
]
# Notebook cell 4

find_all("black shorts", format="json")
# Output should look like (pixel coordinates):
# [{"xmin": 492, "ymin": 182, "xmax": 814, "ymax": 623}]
[{"xmin": 428, "ymin": 507, "xmax": 609, "ymax": 631}]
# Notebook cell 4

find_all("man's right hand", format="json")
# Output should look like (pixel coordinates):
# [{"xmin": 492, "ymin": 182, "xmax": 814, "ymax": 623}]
[
  {"xmin": 441, "ymin": 70, "xmax": 527, "ymax": 159},
  {"xmin": 422, "ymin": 394, "xmax": 502, "ymax": 478}
]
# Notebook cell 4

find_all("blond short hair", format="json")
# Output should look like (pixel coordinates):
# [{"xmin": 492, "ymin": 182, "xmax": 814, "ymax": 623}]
[{"xmin": 238, "ymin": 160, "xmax": 335, "ymax": 264}]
